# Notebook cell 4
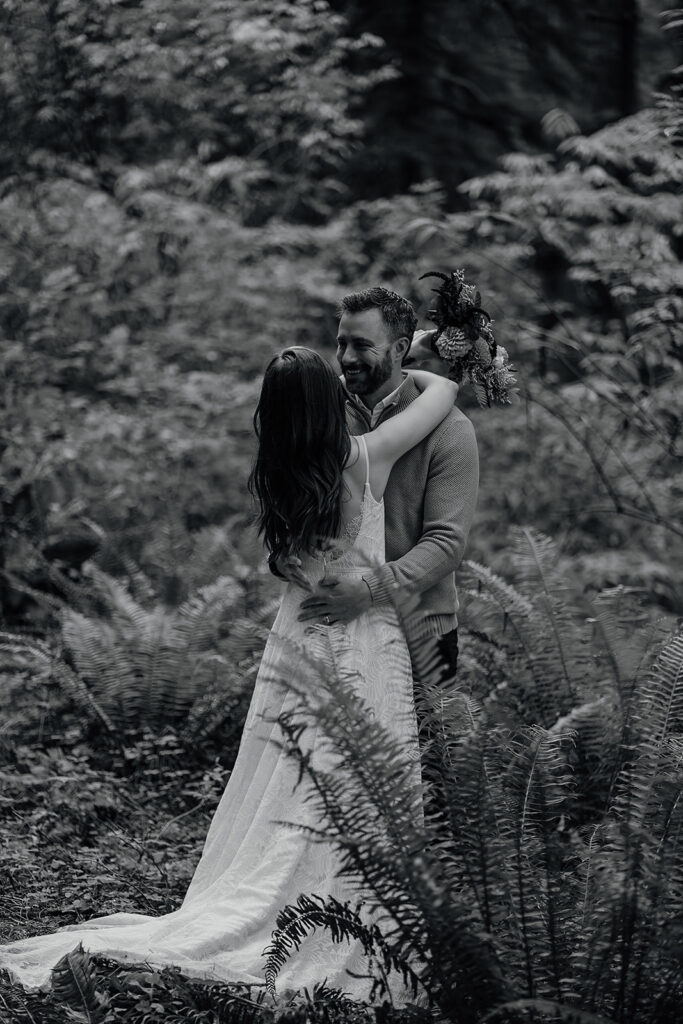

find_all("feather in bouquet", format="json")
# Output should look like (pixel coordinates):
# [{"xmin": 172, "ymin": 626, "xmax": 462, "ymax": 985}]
[{"xmin": 419, "ymin": 269, "xmax": 519, "ymax": 406}]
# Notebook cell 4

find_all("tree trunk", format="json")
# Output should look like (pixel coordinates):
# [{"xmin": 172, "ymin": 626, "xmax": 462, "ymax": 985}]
[{"xmin": 619, "ymin": 0, "xmax": 640, "ymax": 115}]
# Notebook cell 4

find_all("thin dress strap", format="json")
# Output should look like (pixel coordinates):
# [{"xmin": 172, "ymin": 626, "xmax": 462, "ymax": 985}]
[{"xmin": 358, "ymin": 433, "xmax": 370, "ymax": 491}]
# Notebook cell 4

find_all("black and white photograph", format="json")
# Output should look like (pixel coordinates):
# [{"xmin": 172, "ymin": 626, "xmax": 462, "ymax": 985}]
[{"xmin": 0, "ymin": 1, "xmax": 682, "ymax": 1021}]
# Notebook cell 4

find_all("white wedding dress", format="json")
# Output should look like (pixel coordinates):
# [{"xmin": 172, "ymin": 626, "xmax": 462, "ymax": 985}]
[{"xmin": 0, "ymin": 436, "xmax": 422, "ymax": 1001}]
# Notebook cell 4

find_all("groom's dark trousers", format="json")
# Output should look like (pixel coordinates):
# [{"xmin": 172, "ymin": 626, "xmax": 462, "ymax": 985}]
[
  {"xmin": 410, "ymin": 628, "xmax": 459, "ymax": 838},
  {"xmin": 434, "ymin": 628, "xmax": 459, "ymax": 680}
]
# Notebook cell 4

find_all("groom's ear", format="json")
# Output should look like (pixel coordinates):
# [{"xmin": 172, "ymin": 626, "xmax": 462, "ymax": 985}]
[{"xmin": 394, "ymin": 335, "xmax": 410, "ymax": 363}]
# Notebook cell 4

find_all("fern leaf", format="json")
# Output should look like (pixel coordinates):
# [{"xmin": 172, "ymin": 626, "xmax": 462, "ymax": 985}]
[
  {"xmin": 51, "ymin": 943, "xmax": 109, "ymax": 1023},
  {"xmin": 511, "ymin": 527, "xmax": 589, "ymax": 704},
  {"xmin": 263, "ymin": 892, "xmax": 421, "ymax": 1000},
  {"xmin": 482, "ymin": 997, "xmax": 618, "ymax": 1023}
]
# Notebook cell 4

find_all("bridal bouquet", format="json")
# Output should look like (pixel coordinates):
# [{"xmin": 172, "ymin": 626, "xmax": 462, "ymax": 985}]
[{"xmin": 419, "ymin": 268, "xmax": 519, "ymax": 407}]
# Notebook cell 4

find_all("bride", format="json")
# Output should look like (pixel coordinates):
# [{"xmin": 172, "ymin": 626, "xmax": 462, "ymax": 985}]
[{"xmin": 0, "ymin": 347, "xmax": 457, "ymax": 1000}]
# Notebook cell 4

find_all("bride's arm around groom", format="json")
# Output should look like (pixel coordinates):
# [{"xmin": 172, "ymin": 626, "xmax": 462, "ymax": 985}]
[
  {"xmin": 297, "ymin": 293, "xmax": 479, "ymax": 647},
  {"xmin": 313, "ymin": 373, "xmax": 478, "ymax": 643}
]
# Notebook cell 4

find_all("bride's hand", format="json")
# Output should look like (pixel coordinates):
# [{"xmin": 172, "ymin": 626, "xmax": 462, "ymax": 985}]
[
  {"xmin": 270, "ymin": 552, "xmax": 312, "ymax": 591},
  {"xmin": 405, "ymin": 329, "xmax": 446, "ymax": 375},
  {"xmin": 298, "ymin": 576, "xmax": 372, "ymax": 625}
]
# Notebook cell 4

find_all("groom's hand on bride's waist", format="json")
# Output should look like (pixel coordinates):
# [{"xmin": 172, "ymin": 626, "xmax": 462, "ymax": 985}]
[{"xmin": 297, "ymin": 576, "xmax": 372, "ymax": 625}]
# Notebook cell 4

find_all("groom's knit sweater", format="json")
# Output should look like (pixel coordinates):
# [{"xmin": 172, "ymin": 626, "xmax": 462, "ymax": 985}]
[{"xmin": 345, "ymin": 376, "xmax": 479, "ymax": 639}]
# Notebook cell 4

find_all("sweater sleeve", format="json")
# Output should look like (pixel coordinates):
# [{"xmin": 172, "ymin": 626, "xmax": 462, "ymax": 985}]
[{"xmin": 361, "ymin": 413, "xmax": 479, "ymax": 603}]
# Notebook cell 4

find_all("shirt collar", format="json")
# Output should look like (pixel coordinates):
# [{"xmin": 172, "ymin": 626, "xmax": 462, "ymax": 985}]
[{"xmin": 348, "ymin": 374, "xmax": 409, "ymax": 418}]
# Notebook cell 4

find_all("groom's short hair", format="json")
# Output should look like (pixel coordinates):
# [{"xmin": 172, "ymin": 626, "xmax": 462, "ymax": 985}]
[{"xmin": 338, "ymin": 287, "xmax": 418, "ymax": 345}]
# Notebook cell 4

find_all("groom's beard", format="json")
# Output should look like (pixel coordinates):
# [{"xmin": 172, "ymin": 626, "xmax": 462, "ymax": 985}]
[{"xmin": 343, "ymin": 349, "xmax": 393, "ymax": 398}]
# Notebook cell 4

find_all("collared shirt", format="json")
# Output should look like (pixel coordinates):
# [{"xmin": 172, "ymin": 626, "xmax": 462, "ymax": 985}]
[{"xmin": 349, "ymin": 374, "xmax": 409, "ymax": 428}]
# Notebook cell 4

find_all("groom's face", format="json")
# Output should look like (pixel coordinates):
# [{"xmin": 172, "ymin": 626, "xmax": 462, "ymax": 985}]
[{"xmin": 336, "ymin": 309, "xmax": 399, "ymax": 399}]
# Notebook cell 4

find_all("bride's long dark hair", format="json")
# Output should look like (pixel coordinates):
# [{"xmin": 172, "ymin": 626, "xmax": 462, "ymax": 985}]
[{"xmin": 248, "ymin": 347, "xmax": 352, "ymax": 559}]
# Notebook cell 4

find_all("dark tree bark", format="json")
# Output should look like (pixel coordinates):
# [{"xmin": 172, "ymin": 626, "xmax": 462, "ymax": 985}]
[
  {"xmin": 588, "ymin": 0, "xmax": 641, "ymax": 117},
  {"xmin": 619, "ymin": 0, "xmax": 641, "ymax": 115},
  {"xmin": 333, "ymin": 0, "xmax": 650, "ymax": 199}
]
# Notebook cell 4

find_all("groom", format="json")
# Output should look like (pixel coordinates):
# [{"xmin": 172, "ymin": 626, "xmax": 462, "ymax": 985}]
[{"xmin": 276, "ymin": 286, "xmax": 479, "ymax": 682}]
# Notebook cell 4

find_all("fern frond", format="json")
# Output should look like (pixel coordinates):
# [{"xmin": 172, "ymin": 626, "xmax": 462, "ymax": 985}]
[
  {"xmin": 627, "ymin": 737, "xmax": 683, "ymax": 1020},
  {"xmin": 563, "ymin": 633, "xmax": 683, "ymax": 1018},
  {"xmin": 263, "ymin": 893, "xmax": 420, "ymax": 1001},
  {"xmin": 609, "ymin": 630, "xmax": 683, "ymax": 837},
  {"xmin": 590, "ymin": 588, "xmax": 648, "ymax": 694},
  {"xmin": 54, "ymin": 565, "xmax": 246, "ymax": 732},
  {"xmin": 174, "ymin": 575, "xmax": 242, "ymax": 653},
  {"xmin": 62, "ymin": 608, "xmax": 142, "ymax": 728},
  {"xmin": 633, "ymin": 629, "xmax": 683, "ymax": 747},
  {"xmin": 510, "ymin": 527, "xmax": 592, "ymax": 706},
  {"xmin": 462, "ymin": 560, "xmax": 558, "ymax": 723},
  {"xmin": 0, "ymin": 631, "xmax": 55, "ymax": 672},
  {"xmin": 82, "ymin": 562, "xmax": 150, "ymax": 630},
  {"xmin": 463, "ymin": 560, "xmax": 535, "ymax": 621},
  {"xmin": 51, "ymin": 943, "xmax": 109, "ymax": 1022},
  {"xmin": 228, "ymin": 617, "xmax": 271, "ymax": 662},
  {"xmin": 510, "ymin": 527, "xmax": 567, "ymax": 598},
  {"xmin": 0, "ymin": 629, "xmax": 115, "ymax": 732},
  {"xmin": 0, "ymin": 566, "xmax": 67, "ymax": 615},
  {"xmin": 51, "ymin": 655, "xmax": 117, "ymax": 734},
  {"xmin": 482, "ymin": 997, "xmax": 618, "ymax": 1023},
  {"xmin": 484, "ymin": 726, "xmax": 578, "ymax": 1000},
  {"xmin": 463, "ymin": 530, "xmax": 597, "ymax": 727}
]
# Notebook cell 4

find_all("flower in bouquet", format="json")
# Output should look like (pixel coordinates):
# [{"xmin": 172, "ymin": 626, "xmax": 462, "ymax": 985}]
[{"xmin": 419, "ymin": 269, "xmax": 519, "ymax": 406}]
